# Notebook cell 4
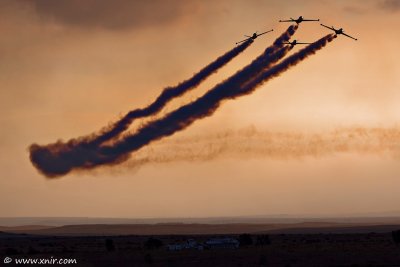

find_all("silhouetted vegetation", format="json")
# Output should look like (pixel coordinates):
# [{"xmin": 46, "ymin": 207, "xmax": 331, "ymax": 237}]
[
  {"xmin": 144, "ymin": 237, "xmax": 163, "ymax": 250},
  {"xmin": 105, "ymin": 238, "xmax": 116, "ymax": 252},
  {"xmin": 144, "ymin": 253, "xmax": 153, "ymax": 264},
  {"xmin": 62, "ymin": 245, "xmax": 72, "ymax": 253},
  {"xmin": 239, "ymin": 233, "xmax": 253, "ymax": 246},
  {"xmin": 256, "ymin": 234, "xmax": 271, "ymax": 246},
  {"xmin": 5, "ymin": 247, "xmax": 20, "ymax": 255},
  {"xmin": 1, "ymin": 232, "xmax": 399, "ymax": 266},
  {"xmin": 392, "ymin": 230, "xmax": 400, "ymax": 245},
  {"xmin": 258, "ymin": 254, "xmax": 268, "ymax": 266},
  {"xmin": 28, "ymin": 246, "xmax": 39, "ymax": 254}
]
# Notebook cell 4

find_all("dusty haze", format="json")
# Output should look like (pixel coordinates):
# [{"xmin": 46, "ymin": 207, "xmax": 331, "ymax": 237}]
[{"xmin": 1, "ymin": 0, "xmax": 400, "ymax": 218}]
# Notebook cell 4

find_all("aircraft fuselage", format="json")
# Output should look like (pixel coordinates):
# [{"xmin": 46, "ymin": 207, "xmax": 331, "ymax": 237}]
[{"xmin": 296, "ymin": 16, "xmax": 304, "ymax": 23}]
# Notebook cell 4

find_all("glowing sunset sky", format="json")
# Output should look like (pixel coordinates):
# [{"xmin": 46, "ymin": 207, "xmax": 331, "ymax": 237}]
[{"xmin": 1, "ymin": 0, "xmax": 400, "ymax": 218}]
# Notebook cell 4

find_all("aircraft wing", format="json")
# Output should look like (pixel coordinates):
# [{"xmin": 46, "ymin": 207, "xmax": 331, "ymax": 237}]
[
  {"xmin": 279, "ymin": 19, "xmax": 293, "ymax": 22},
  {"xmin": 320, "ymin": 24, "xmax": 335, "ymax": 30},
  {"xmin": 342, "ymin": 32, "xmax": 358, "ymax": 41},
  {"xmin": 257, "ymin": 29, "xmax": 273, "ymax": 36},
  {"xmin": 235, "ymin": 38, "xmax": 251, "ymax": 45},
  {"xmin": 303, "ymin": 19, "xmax": 319, "ymax": 21}
]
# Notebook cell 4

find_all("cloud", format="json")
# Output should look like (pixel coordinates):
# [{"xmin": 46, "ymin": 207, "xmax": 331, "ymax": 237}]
[
  {"xmin": 378, "ymin": 0, "xmax": 400, "ymax": 12},
  {"xmin": 18, "ymin": 0, "xmax": 196, "ymax": 30}
]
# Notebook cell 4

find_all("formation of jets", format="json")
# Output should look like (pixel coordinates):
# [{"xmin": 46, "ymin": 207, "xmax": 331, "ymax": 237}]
[{"xmin": 235, "ymin": 15, "xmax": 357, "ymax": 45}]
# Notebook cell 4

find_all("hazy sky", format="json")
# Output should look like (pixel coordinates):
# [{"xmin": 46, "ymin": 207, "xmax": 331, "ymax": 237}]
[{"xmin": 1, "ymin": 0, "xmax": 400, "ymax": 218}]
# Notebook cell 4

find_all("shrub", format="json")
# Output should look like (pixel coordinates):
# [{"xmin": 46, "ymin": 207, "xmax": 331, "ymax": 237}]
[
  {"xmin": 259, "ymin": 254, "xmax": 267, "ymax": 266},
  {"xmin": 105, "ymin": 239, "xmax": 116, "ymax": 252},
  {"xmin": 5, "ymin": 247, "xmax": 19, "ymax": 255},
  {"xmin": 144, "ymin": 253, "xmax": 153, "ymax": 264},
  {"xmin": 392, "ymin": 230, "xmax": 400, "ymax": 245},
  {"xmin": 239, "ymin": 233, "xmax": 253, "ymax": 246},
  {"xmin": 256, "ymin": 235, "xmax": 271, "ymax": 246},
  {"xmin": 28, "ymin": 246, "xmax": 39, "ymax": 254},
  {"xmin": 144, "ymin": 237, "xmax": 163, "ymax": 250}
]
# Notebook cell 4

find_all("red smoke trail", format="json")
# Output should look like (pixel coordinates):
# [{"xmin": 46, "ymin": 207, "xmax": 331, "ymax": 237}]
[
  {"xmin": 29, "ymin": 26, "xmax": 302, "ymax": 178},
  {"xmin": 124, "ymin": 126, "xmax": 400, "ymax": 167}
]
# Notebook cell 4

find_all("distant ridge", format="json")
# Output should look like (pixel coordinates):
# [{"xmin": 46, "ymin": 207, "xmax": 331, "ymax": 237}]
[
  {"xmin": 0, "ymin": 225, "xmax": 54, "ymax": 231},
  {"xmin": 1, "ymin": 222, "xmax": 400, "ymax": 236},
  {"xmin": 1, "ymin": 214, "xmax": 400, "ymax": 227}
]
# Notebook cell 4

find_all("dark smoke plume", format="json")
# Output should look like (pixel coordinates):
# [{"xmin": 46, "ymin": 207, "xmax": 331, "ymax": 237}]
[
  {"xmin": 85, "ymin": 39, "xmax": 254, "ymax": 147},
  {"xmin": 30, "ymin": 26, "xmax": 311, "ymax": 178},
  {"xmin": 28, "ymin": 38, "xmax": 255, "ymax": 177},
  {"xmin": 237, "ymin": 34, "xmax": 336, "ymax": 98},
  {"xmin": 103, "ymin": 35, "xmax": 335, "ymax": 163},
  {"xmin": 76, "ymin": 25, "xmax": 296, "ymax": 149}
]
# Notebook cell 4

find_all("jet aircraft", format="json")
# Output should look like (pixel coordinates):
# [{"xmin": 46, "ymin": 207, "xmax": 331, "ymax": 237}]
[
  {"xmin": 282, "ymin": 39, "xmax": 312, "ymax": 47},
  {"xmin": 320, "ymin": 24, "xmax": 357, "ymax": 40},
  {"xmin": 279, "ymin": 16, "xmax": 319, "ymax": 24},
  {"xmin": 235, "ymin": 29, "xmax": 273, "ymax": 45}
]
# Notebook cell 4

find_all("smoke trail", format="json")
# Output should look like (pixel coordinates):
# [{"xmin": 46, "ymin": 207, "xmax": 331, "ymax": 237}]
[
  {"xmin": 29, "ymin": 26, "xmax": 304, "ymax": 177},
  {"xmin": 213, "ymin": 25, "xmax": 298, "ymax": 96},
  {"xmin": 124, "ymin": 126, "xmax": 400, "ymax": 169},
  {"xmin": 87, "ymin": 39, "xmax": 254, "ymax": 147},
  {"xmin": 235, "ymin": 34, "xmax": 336, "ymax": 98},
  {"xmin": 106, "ymin": 35, "xmax": 336, "ymax": 161},
  {"xmin": 51, "ymin": 39, "xmax": 252, "ymax": 152},
  {"xmin": 66, "ymin": 25, "xmax": 296, "ymax": 148}
]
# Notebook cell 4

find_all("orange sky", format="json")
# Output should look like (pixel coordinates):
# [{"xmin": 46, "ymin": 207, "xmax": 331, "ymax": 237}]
[{"xmin": 1, "ymin": 0, "xmax": 400, "ymax": 218}]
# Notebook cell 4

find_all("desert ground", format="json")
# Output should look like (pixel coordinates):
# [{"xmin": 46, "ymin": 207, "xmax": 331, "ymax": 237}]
[{"xmin": 1, "ymin": 223, "xmax": 400, "ymax": 267}]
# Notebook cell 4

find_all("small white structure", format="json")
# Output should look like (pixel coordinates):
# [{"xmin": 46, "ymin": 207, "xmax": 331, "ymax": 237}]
[{"xmin": 205, "ymin": 238, "xmax": 240, "ymax": 249}]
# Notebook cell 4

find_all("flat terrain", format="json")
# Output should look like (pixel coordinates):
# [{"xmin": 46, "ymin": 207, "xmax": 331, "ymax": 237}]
[{"xmin": 1, "ymin": 225, "xmax": 400, "ymax": 266}]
